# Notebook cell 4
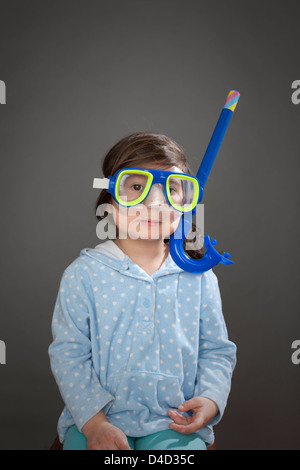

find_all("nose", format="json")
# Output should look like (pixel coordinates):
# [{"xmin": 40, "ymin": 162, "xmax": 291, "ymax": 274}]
[{"xmin": 144, "ymin": 183, "xmax": 167, "ymax": 207}]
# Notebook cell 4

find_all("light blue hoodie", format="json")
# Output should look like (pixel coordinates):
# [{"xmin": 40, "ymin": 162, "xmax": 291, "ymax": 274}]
[{"xmin": 48, "ymin": 240, "xmax": 236, "ymax": 446}]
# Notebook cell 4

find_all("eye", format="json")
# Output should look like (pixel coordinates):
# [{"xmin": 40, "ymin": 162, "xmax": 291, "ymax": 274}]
[{"xmin": 131, "ymin": 184, "xmax": 144, "ymax": 191}]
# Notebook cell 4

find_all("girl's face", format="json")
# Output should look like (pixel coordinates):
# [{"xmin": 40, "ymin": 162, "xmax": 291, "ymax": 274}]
[{"xmin": 110, "ymin": 165, "xmax": 183, "ymax": 241}]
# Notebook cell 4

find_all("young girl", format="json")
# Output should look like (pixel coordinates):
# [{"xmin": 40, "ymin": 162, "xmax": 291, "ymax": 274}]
[{"xmin": 48, "ymin": 132, "xmax": 237, "ymax": 451}]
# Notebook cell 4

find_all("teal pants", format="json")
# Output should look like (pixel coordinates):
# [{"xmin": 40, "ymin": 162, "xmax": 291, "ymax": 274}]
[{"xmin": 63, "ymin": 425, "xmax": 207, "ymax": 451}]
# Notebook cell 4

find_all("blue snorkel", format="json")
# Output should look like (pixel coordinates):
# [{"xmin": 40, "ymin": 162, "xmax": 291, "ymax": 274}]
[{"xmin": 169, "ymin": 90, "xmax": 240, "ymax": 273}]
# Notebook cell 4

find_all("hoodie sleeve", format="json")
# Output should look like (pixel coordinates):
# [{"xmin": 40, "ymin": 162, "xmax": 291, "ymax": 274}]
[
  {"xmin": 194, "ymin": 269, "xmax": 237, "ymax": 426},
  {"xmin": 48, "ymin": 265, "xmax": 114, "ymax": 432}
]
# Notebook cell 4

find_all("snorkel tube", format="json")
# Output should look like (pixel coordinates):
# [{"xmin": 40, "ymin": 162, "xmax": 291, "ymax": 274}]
[{"xmin": 169, "ymin": 90, "xmax": 240, "ymax": 273}]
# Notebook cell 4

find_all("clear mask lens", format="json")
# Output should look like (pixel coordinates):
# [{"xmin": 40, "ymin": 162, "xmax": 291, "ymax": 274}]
[
  {"xmin": 167, "ymin": 175, "xmax": 197, "ymax": 211},
  {"xmin": 116, "ymin": 171, "xmax": 198, "ymax": 212},
  {"xmin": 117, "ymin": 172, "xmax": 150, "ymax": 205}
]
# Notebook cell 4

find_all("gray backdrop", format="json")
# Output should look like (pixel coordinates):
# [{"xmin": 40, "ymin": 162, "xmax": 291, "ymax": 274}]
[{"xmin": 0, "ymin": 0, "xmax": 299, "ymax": 450}]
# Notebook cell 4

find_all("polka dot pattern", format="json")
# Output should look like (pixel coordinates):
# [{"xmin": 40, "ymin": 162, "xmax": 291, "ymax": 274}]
[{"xmin": 48, "ymin": 248, "xmax": 236, "ymax": 444}]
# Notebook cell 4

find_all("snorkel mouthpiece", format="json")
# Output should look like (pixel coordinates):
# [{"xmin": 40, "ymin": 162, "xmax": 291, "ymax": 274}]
[{"xmin": 169, "ymin": 90, "xmax": 240, "ymax": 273}]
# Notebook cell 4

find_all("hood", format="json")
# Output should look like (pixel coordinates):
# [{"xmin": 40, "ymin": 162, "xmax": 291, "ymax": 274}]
[{"xmin": 80, "ymin": 240, "xmax": 184, "ymax": 280}]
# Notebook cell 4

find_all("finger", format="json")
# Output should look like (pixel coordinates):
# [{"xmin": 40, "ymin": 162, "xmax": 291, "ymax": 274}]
[
  {"xmin": 118, "ymin": 441, "xmax": 131, "ymax": 450},
  {"xmin": 169, "ymin": 412, "xmax": 206, "ymax": 434},
  {"xmin": 178, "ymin": 398, "xmax": 199, "ymax": 412},
  {"xmin": 168, "ymin": 410, "xmax": 192, "ymax": 425},
  {"xmin": 116, "ymin": 437, "xmax": 132, "ymax": 450},
  {"xmin": 169, "ymin": 420, "xmax": 204, "ymax": 435}
]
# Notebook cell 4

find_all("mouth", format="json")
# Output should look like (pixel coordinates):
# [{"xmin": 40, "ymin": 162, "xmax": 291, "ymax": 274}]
[{"xmin": 139, "ymin": 219, "xmax": 162, "ymax": 225}]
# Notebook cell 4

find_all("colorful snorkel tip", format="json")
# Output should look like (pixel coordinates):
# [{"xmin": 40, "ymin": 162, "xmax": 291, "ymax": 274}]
[
  {"xmin": 224, "ymin": 90, "xmax": 240, "ymax": 111},
  {"xmin": 169, "ymin": 90, "xmax": 240, "ymax": 273}
]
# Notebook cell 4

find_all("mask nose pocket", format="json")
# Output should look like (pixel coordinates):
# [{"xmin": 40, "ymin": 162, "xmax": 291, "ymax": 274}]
[
  {"xmin": 107, "ymin": 370, "xmax": 185, "ymax": 415},
  {"xmin": 144, "ymin": 184, "xmax": 167, "ymax": 206}
]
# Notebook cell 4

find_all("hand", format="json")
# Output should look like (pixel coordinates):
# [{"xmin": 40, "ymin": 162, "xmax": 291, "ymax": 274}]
[
  {"xmin": 82, "ymin": 411, "xmax": 131, "ymax": 450},
  {"xmin": 168, "ymin": 397, "xmax": 219, "ymax": 434}
]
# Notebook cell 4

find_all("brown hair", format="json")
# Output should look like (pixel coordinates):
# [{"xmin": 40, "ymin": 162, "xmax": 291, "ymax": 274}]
[{"xmin": 94, "ymin": 131, "xmax": 204, "ymax": 259}]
